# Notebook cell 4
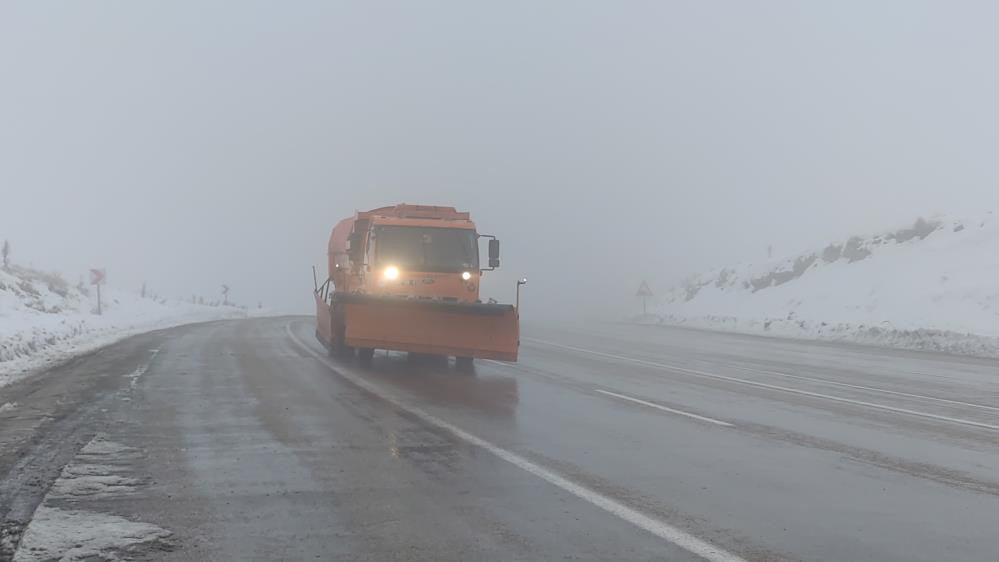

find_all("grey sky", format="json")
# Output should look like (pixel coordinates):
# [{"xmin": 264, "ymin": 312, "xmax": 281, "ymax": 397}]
[{"xmin": 3, "ymin": 2, "xmax": 998, "ymax": 317}]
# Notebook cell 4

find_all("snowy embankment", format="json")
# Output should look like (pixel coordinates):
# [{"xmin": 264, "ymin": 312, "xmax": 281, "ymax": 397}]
[
  {"xmin": 0, "ymin": 265, "xmax": 245, "ymax": 388},
  {"xmin": 646, "ymin": 213, "xmax": 999, "ymax": 357}
]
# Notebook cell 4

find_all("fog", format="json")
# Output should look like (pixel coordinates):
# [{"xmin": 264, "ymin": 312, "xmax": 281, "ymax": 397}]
[{"xmin": 3, "ymin": 2, "xmax": 999, "ymax": 320}]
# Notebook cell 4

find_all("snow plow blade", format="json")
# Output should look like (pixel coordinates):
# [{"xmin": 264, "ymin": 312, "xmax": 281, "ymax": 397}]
[{"xmin": 341, "ymin": 295, "xmax": 519, "ymax": 361}]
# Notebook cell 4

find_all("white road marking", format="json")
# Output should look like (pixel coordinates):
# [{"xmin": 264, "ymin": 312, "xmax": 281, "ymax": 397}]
[
  {"xmin": 484, "ymin": 360, "xmax": 733, "ymax": 427},
  {"xmin": 124, "ymin": 364, "xmax": 149, "ymax": 389},
  {"xmin": 732, "ymin": 366, "xmax": 999, "ymax": 413},
  {"xmin": 120, "ymin": 350, "xmax": 158, "ymax": 390},
  {"xmin": 481, "ymin": 358, "xmax": 565, "ymax": 383},
  {"xmin": 526, "ymin": 338, "xmax": 999, "ymax": 432},
  {"xmin": 286, "ymin": 325, "xmax": 747, "ymax": 562},
  {"xmin": 595, "ymin": 390, "xmax": 733, "ymax": 427}
]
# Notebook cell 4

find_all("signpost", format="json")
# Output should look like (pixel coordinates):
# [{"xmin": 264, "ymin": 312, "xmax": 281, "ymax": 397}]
[
  {"xmin": 635, "ymin": 280, "xmax": 653, "ymax": 316},
  {"xmin": 516, "ymin": 278, "xmax": 528, "ymax": 311},
  {"xmin": 90, "ymin": 268, "xmax": 106, "ymax": 315},
  {"xmin": 221, "ymin": 284, "xmax": 230, "ymax": 306}
]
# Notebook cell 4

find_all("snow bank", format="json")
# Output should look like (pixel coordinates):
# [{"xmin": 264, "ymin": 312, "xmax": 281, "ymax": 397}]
[
  {"xmin": 647, "ymin": 213, "xmax": 999, "ymax": 357},
  {"xmin": 0, "ymin": 265, "xmax": 245, "ymax": 387}
]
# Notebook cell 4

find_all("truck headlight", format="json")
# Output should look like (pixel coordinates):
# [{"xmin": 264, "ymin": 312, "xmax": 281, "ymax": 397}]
[
  {"xmin": 461, "ymin": 271, "xmax": 472, "ymax": 281},
  {"xmin": 384, "ymin": 266, "xmax": 400, "ymax": 280}
]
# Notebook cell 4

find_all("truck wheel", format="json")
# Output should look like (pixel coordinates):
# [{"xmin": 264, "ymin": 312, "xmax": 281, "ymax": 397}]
[
  {"xmin": 328, "ymin": 323, "xmax": 341, "ymax": 357},
  {"xmin": 455, "ymin": 356, "xmax": 475, "ymax": 373},
  {"xmin": 330, "ymin": 315, "xmax": 355, "ymax": 358},
  {"xmin": 357, "ymin": 347, "xmax": 375, "ymax": 366},
  {"xmin": 333, "ymin": 329, "xmax": 355, "ymax": 358}
]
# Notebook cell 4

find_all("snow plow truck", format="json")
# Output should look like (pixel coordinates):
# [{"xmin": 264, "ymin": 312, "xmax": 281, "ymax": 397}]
[{"xmin": 314, "ymin": 204, "xmax": 519, "ymax": 367}]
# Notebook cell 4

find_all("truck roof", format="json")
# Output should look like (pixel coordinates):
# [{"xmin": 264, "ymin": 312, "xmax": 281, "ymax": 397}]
[
  {"xmin": 328, "ymin": 204, "xmax": 476, "ymax": 260},
  {"xmin": 360, "ymin": 204, "xmax": 470, "ymax": 221},
  {"xmin": 363, "ymin": 204, "xmax": 475, "ymax": 229}
]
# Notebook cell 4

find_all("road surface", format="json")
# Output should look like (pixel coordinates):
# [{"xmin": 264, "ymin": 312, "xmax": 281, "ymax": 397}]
[{"xmin": 2, "ymin": 316, "xmax": 999, "ymax": 561}]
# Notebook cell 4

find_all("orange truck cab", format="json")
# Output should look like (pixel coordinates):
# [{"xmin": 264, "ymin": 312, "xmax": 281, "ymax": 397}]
[{"xmin": 314, "ymin": 204, "xmax": 519, "ymax": 366}]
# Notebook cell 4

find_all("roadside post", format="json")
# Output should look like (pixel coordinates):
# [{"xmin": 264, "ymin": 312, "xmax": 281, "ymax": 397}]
[
  {"xmin": 90, "ymin": 268, "xmax": 106, "ymax": 315},
  {"xmin": 636, "ymin": 280, "xmax": 653, "ymax": 316}
]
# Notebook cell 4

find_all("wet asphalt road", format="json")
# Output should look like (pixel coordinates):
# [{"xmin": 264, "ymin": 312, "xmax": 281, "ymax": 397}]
[{"xmin": 3, "ymin": 317, "xmax": 999, "ymax": 561}]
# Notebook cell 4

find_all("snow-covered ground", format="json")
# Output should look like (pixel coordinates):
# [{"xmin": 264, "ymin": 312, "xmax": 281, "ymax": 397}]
[
  {"xmin": 0, "ymin": 265, "xmax": 246, "ymax": 388},
  {"xmin": 645, "ymin": 213, "xmax": 999, "ymax": 357}
]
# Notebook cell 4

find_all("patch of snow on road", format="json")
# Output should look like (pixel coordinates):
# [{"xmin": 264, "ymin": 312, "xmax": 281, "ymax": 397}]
[
  {"xmin": 645, "ymin": 214, "xmax": 999, "ymax": 357},
  {"xmin": 12, "ymin": 435, "xmax": 171, "ymax": 560},
  {"xmin": 79, "ymin": 437, "xmax": 137, "ymax": 457},
  {"xmin": 51, "ymin": 439, "xmax": 145, "ymax": 500},
  {"xmin": 12, "ymin": 505, "xmax": 171, "ymax": 562},
  {"xmin": 49, "ymin": 466, "xmax": 141, "ymax": 500},
  {"xmin": 0, "ymin": 402, "xmax": 16, "ymax": 413}
]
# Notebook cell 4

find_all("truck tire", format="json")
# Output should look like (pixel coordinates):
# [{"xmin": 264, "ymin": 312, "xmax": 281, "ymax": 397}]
[
  {"xmin": 326, "ymin": 315, "xmax": 342, "ymax": 358},
  {"xmin": 333, "ymin": 325, "xmax": 355, "ymax": 358},
  {"xmin": 327, "ymin": 331, "xmax": 339, "ymax": 358},
  {"xmin": 455, "ymin": 356, "xmax": 474, "ymax": 373},
  {"xmin": 357, "ymin": 347, "xmax": 375, "ymax": 366},
  {"xmin": 331, "ymin": 304, "xmax": 354, "ymax": 358}
]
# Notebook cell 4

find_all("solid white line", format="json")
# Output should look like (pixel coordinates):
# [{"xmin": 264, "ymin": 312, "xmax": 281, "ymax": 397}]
[
  {"xmin": 526, "ymin": 338, "xmax": 999, "ymax": 432},
  {"xmin": 481, "ymin": 358, "xmax": 565, "ymax": 383},
  {"xmin": 286, "ymin": 325, "xmax": 747, "ymax": 562},
  {"xmin": 733, "ymin": 366, "xmax": 999, "ymax": 414},
  {"xmin": 595, "ymin": 390, "xmax": 733, "ymax": 427},
  {"xmin": 485, "ymin": 360, "xmax": 733, "ymax": 427}
]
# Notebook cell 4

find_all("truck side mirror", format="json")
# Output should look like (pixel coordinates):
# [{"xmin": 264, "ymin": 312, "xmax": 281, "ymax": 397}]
[{"xmin": 488, "ymin": 239, "xmax": 500, "ymax": 269}]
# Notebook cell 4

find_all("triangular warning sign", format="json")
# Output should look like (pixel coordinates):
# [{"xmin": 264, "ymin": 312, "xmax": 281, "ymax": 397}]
[{"xmin": 635, "ymin": 281, "xmax": 653, "ymax": 297}]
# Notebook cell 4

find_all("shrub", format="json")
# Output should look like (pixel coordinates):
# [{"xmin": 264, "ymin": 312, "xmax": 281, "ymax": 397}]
[
  {"xmin": 682, "ymin": 276, "xmax": 706, "ymax": 301},
  {"xmin": 822, "ymin": 243, "xmax": 842, "ymax": 263},
  {"xmin": 843, "ymin": 236, "xmax": 871, "ymax": 262},
  {"xmin": 792, "ymin": 253, "xmax": 817, "ymax": 276},
  {"xmin": 715, "ymin": 268, "xmax": 733, "ymax": 288},
  {"xmin": 42, "ymin": 271, "xmax": 70, "ymax": 298},
  {"xmin": 894, "ymin": 217, "xmax": 940, "ymax": 243}
]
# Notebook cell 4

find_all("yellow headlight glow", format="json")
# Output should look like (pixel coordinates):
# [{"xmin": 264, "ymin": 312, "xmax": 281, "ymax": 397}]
[
  {"xmin": 461, "ymin": 271, "xmax": 472, "ymax": 281},
  {"xmin": 384, "ymin": 266, "xmax": 400, "ymax": 280}
]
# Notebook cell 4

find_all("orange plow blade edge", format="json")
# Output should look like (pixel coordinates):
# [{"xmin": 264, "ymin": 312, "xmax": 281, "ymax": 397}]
[{"xmin": 342, "ymin": 295, "xmax": 519, "ymax": 361}]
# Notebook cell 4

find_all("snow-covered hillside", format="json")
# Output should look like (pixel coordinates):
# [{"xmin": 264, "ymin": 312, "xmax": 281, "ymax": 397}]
[
  {"xmin": 0, "ymin": 265, "xmax": 246, "ymax": 387},
  {"xmin": 648, "ymin": 213, "xmax": 999, "ymax": 356}
]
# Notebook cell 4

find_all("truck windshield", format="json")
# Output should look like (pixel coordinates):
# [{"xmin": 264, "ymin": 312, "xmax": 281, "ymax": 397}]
[{"xmin": 373, "ymin": 226, "xmax": 478, "ymax": 273}]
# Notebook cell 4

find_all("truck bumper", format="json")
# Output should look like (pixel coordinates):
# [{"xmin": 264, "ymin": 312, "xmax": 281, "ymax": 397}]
[{"xmin": 340, "ymin": 294, "xmax": 519, "ymax": 361}]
